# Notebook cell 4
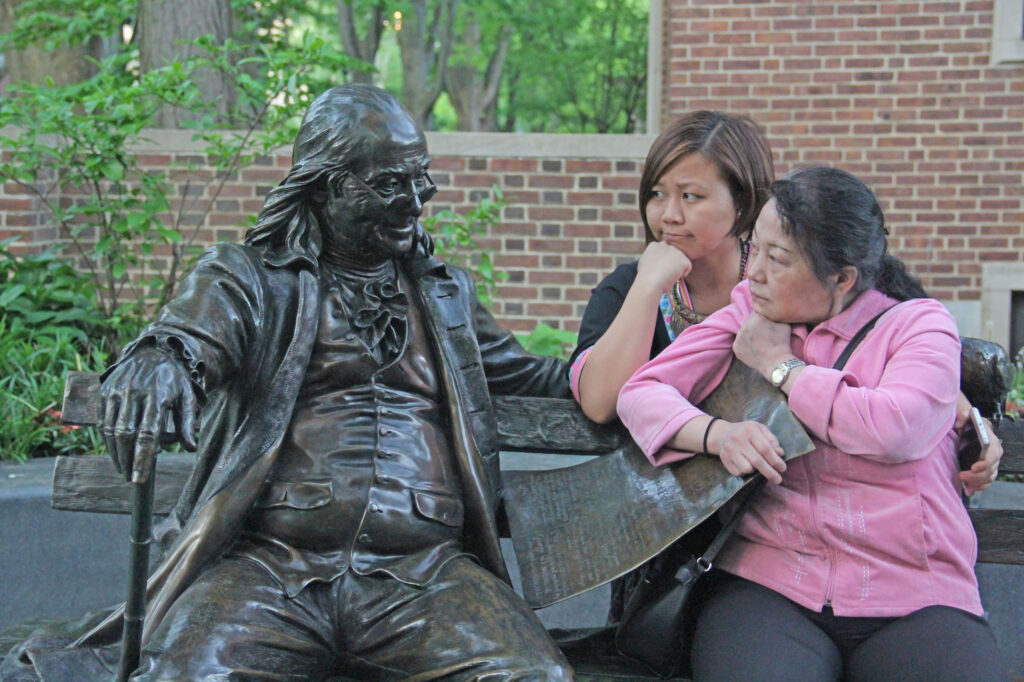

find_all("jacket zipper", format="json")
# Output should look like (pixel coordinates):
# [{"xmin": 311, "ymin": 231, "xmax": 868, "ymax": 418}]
[{"xmin": 805, "ymin": 453, "xmax": 837, "ymax": 608}]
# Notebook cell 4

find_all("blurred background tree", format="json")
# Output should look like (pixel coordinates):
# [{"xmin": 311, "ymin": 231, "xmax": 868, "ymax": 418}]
[
  {"xmin": 1, "ymin": 0, "xmax": 644, "ymax": 458},
  {"xmin": 1, "ymin": 0, "xmax": 647, "ymax": 132}
]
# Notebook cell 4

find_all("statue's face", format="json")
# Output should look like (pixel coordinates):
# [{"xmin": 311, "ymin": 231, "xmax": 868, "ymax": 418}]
[{"xmin": 321, "ymin": 120, "xmax": 433, "ymax": 263}]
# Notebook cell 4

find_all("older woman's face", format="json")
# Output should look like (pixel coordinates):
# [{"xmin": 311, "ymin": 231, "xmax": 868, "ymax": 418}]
[{"xmin": 747, "ymin": 199, "xmax": 841, "ymax": 326}]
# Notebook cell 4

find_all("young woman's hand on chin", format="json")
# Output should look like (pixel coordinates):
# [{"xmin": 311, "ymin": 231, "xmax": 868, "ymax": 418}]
[{"xmin": 635, "ymin": 240, "xmax": 693, "ymax": 294}]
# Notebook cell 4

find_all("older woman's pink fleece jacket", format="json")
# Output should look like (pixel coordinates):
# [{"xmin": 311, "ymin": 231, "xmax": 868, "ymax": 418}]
[{"xmin": 617, "ymin": 280, "xmax": 982, "ymax": 618}]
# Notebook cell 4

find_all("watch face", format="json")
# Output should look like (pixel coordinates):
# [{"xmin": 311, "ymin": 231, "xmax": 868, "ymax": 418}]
[{"xmin": 771, "ymin": 367, "xmax": 786, "ymax": 386}]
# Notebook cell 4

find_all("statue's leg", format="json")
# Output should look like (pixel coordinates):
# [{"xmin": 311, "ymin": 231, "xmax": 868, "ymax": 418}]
[
  {"xmin": 338, "ymin": 557, "xmax": 573, "ymax": 681},
  {"xmin": 131, "ymin": 557, "xmax": 333, "ymax": 681}
]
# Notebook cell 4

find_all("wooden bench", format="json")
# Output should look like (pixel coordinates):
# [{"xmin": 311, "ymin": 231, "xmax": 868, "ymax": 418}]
[{"xmin": 36, "ymin": 372, "xmax": 1024, "ymax": 680}]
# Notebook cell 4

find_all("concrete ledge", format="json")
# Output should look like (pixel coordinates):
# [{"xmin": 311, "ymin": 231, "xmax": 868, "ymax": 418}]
[
  {"xmin": 0, "ymin": 459, "xmax": 132, "ymax": 629},
  {"xmin": 1, "ymin": 458, "xmax": 1021, "ymax": 677}
]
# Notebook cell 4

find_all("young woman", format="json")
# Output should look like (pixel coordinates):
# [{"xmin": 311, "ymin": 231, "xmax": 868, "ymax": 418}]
[
  {"xmin": 569, "ymin": 111, "xmax": 773, "ymax": 424},
  {"xmin": 617, "ymin": 167, "xmax": 1008, "ymax": 681}
]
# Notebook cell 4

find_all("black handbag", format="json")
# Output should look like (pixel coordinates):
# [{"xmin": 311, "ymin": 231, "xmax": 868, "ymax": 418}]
[
  {"xmin": 614, "ymin": 306, "xmax": 893, "ymax": 679},
  {"xmin": 613, "ymin": 478, "xmax": 763, "ymax": 678}
]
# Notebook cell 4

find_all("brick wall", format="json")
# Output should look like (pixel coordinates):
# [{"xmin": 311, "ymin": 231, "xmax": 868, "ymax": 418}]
[
  {"xmin": 658, "ymin": 0, "xmax": 1024, "ymax": 343},
  {"xmin": 0, "ymin": 131, "xmax": 654, "ymax": 335},
  {"xmin": 4, "ymin": 0, "xmax": 1023, "ymax": 347}
]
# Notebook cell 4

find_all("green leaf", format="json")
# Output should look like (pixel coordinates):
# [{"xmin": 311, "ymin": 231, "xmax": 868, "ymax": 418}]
[
  {"xmin": 0, "ymin": 284, "xmax": 26, "ymax": 308},
  {"xmin": 102, "ymin": 160, "xmax": 124, "ymax": 181},
  {"xmin": 156, "ymin": 227, "xmax": 184, "ymax": 243}
]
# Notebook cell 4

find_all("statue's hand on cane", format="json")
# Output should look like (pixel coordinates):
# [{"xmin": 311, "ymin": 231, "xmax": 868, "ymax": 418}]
[
  {"xmin": 100, "ymin": 345, "xmax": 200, "ymax": 483},
  {"xmin": 99, "ymin": 345, "xmax": 201, "ymax": 680}
]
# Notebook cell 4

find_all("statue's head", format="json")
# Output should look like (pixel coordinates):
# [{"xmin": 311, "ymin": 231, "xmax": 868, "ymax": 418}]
[{"xmin": 246, "ymin": 84, "xmax": 435, "ymax": 266}]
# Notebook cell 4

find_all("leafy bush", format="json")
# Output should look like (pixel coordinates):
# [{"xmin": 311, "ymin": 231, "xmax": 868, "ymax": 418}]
[
  {"xmin": 516, "ymin": 322, "xmax": 578, "ymax": 360},
  {"xmin": 0, "ymin": 5, "xmax": 355, "ymax": 358},
  {"xmin": 0, "ymin": 330, "xmax": 105, "ymax": 461},
  {"xmin": 423, "ymin": 185, "xmax": 508, "ymax": 305},
  {"xmin": 0, "ymin": 240, "xmax": 109, "ymax": 461}
]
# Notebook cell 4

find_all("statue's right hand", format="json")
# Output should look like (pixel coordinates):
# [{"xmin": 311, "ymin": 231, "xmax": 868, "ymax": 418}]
[{"xmin": 99, "ymin": 346, "xmax": 199, "ymax": 483}]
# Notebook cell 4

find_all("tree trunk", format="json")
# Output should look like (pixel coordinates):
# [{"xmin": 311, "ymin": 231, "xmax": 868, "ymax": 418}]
[
  {"xmin": 0, "ymin": 0, "xmax": 102, "ymax": 89},
  {"xmin": 336, "ymin": 0, "xmax": 384, "ymax": 83},
  {"xmin": 137, "ymin": 0, "xmax": 235, "ymax": 128},
  {"xmin": 395, "ymin": 0, "xmax": 456, "ymax": 128},
  {"xmin": 444, "ymin": 19, "xmax": 511, "ymax": 132}
]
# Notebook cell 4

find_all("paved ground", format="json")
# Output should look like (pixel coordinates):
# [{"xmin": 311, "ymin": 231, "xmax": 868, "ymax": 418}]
[{"xmin": 2, "ymin": 456, "xmax": 1022, "ymax": 677}]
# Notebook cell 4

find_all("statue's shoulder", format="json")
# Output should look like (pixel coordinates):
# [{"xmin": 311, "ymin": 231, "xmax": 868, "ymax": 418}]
[{"xmin": 191, "ymin": 241, "xmax": 300, "ymax": 286}]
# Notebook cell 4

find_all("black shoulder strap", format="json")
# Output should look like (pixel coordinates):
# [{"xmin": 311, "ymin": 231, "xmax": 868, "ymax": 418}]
[
  {"xmin": 832, "ymin": 306, "xmax": 895, "ymax": 371},
  {"xmin": 691, "ymin": 304, "xmax": 896, "ymax": 574}
]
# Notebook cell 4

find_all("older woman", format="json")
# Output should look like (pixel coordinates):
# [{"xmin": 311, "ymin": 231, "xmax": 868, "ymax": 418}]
[{"xmin": 617, "ymin": 167, "xmax": 1008, "ymax": 681}]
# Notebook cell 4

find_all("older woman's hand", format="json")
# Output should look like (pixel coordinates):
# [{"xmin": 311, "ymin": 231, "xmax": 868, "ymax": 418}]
[
  {"xmin": 734, "ymin": 312, "xmax": 793, "ymax": 379},
  {"xmin": 711, "ymin": 419, "xmax": 787, "ymax": 485},
  {"xmin": 954, "ymin": 393, "xmax": 1003, "ymax": 495}
]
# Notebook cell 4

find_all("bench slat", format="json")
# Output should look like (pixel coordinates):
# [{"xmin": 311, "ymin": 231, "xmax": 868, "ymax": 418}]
[
  {"xmin": 61, "ymin": 372, "xmax": 622, "ymax": 455},
  {"xmin": 60, "ymin": 371, "xmax": 1024, "ymax": 472},
  {"xmin": 494, "ymin": 395, "xmax": 624, "ymax": 454},
  {"xmin": 994, "ymin": 418, "xmax": 1024, "ymax": 476},
  {"xmin": 970, "ymin": 509, "xmax": 1024, "ymax": 564},
  {"xmin": 52, "ymin": 453, "xmax": 194, "ymax": 515}
]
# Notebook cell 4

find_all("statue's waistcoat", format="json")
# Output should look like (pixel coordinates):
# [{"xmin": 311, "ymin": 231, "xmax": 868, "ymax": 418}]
[{"xmin": 241, "ymin": 270, "xmax": 467, "ymax": 595}]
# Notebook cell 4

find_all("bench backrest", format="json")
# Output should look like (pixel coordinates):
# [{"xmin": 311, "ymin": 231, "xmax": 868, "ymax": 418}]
[{"xmin": 55, "ymin": 371, "xmax": 1024, "ymax": 565}]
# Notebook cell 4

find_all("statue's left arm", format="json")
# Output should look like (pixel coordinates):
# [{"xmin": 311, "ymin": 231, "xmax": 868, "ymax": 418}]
[{"xmin": 461, "ymin": 275, "xmax": 570, "ymax": 400}]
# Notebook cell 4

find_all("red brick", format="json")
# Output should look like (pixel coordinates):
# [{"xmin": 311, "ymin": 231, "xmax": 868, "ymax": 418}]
[
  {"xmin": 490, "ymin": 159, "xmax": 537, "ymax": 172},
  {"xmin": 528, "ymin": 271, "xmax": 574, "ymax": 285},
  {"xmin": 565, "ymin": 160, "xmax": 612, "ymax": 173},
  {"xmin": 526, "ymin": 303, "xmax": 574, "ymax": 317},
  {"xmin": 529, "ymin": 175, "xmax": 575, "ymax": 189}
]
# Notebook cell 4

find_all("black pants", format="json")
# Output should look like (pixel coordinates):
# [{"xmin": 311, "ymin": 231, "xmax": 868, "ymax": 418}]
[{"xmin": 691, "ymin": 573, "xmax": 1008, "ymax": 682}]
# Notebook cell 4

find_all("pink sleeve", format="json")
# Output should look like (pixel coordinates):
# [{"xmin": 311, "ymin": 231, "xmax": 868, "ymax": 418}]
[
  {"xmin": 568, "ymin": 347, "xmax": 593, "ymax": 403},
  {"xmin": 788, "ymin": 299, "xmax": 961, "ymax": 462},
  {"xmin": 617, "ymin": 284, "xmax": 751, "ymax": 465}
]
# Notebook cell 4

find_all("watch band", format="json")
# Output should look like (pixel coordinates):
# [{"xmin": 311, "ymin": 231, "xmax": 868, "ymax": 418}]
[{"xmin": 771, "ymin": 358, "xmax": 805, "ymax": 387}]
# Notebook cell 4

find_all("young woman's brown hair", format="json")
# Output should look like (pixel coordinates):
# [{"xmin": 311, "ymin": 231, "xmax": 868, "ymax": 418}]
[{"xmin": 639, "ymin": 111, "xmax": 774, "ymax": 243}]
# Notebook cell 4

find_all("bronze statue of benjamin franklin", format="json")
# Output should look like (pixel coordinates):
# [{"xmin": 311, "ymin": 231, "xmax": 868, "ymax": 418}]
[{"xmin": 6, "ymin": 84, "xmax": 574, "ymax": 681}]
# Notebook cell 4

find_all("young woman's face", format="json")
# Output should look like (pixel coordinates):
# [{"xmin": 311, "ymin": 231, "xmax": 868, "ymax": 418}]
[
  {"xmin": 645, "ymin": 153, "xmax": 738, "ymax": 262},
  {"xmin": 747, "ymin": 199, "xmax": 842, "ymax": 325}
]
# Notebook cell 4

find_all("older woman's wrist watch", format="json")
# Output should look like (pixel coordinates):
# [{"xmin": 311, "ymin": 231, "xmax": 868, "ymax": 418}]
[{"xmin": 770, "ymin": 358, "xmax": 806, "ymax": 387}]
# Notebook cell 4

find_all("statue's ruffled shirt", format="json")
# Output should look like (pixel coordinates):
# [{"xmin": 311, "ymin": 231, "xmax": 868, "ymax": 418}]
[{"xmin": 323, "ymin": 264, "xmax": 409, "ymax": 366}]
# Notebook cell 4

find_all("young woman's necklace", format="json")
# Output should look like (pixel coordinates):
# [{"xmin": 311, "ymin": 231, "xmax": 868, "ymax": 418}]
[{"xmin": 668, "ymin": 239, "xmax": 750, "ymax": 334}]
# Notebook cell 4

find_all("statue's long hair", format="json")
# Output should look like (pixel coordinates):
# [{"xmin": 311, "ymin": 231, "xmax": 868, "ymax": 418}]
[{"xmin": 244, "ymin": 84, "xmax": 431, "ymax": 265}]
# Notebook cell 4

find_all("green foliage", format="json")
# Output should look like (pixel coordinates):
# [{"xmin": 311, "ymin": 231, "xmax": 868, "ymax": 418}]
[
  {"xmin": 0, "ymin": 1, "xmax": 356, "ymax": 458},
  {"xmin": 0, "ymin": 330, "xmax": 106, "ymax": 462},
  {"xmin": 423, "ymin": 185, "xmax": 508, "ymax": 305},
  {"xmin": 498, "ymin": 0, "xmax": 648, "ymax": 133},
  {"xmin": 0, "ymin": 3, "xmax": 358, "ymax": 356},
  {"xmin": 1007, "ymin": 350, "xmax": 1024, "ymax": 420},
  {"xmin": 0, "ymin": 240, "xmax": 108, "ymax": 461},
  {"xmin": 257, "ymin": 0, "xmax": 648, "ymax": 133},
  {"xmin": 516, "ymin": 322, "xmax": 577, "ymax": 360},
  {"xmin": 0, "ymin": 0, "xmax": 134, "ymax": 51},
  {"xmin": 0, "ymin": 238, "xmax": 107, "ymax": 344}
]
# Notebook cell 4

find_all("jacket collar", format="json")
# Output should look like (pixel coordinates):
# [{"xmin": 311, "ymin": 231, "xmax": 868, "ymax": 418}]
[
  {"xmin": 402, "ymin": 252, "xmax": 452, "ymax": 281},
  {"xmin": 814, "ymin": 289, "xmax": 900, "ymax": 341}
]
